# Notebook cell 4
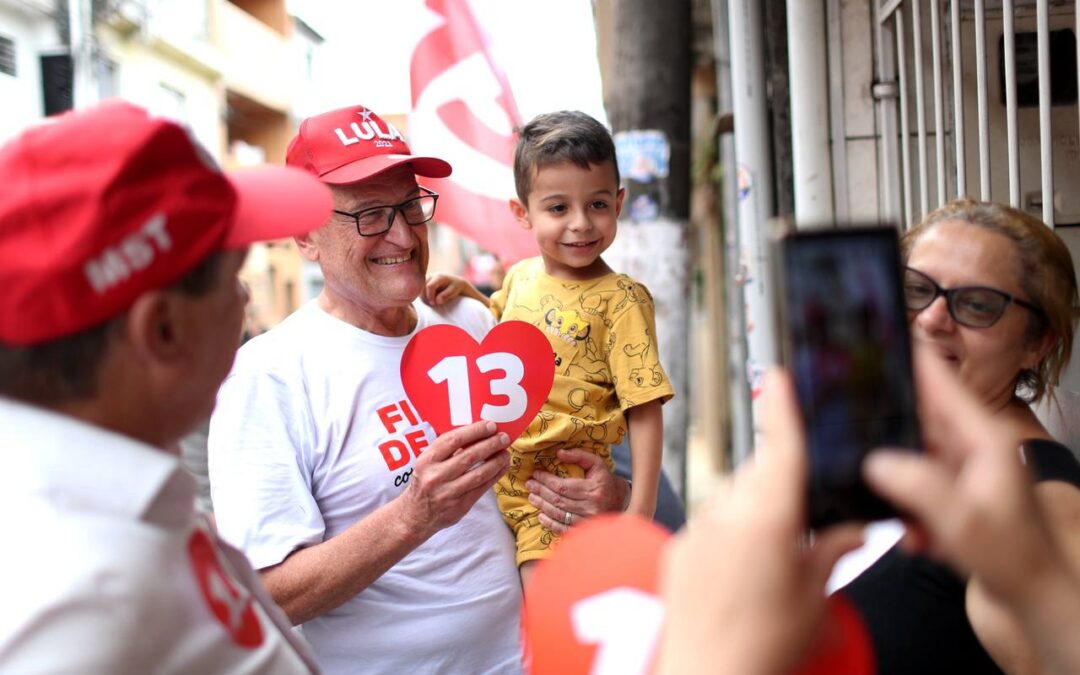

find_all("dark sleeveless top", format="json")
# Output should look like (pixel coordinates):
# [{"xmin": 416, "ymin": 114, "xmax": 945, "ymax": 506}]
[{"xmin": 840, "ymin": 439, "xmax": 1080, "ymax": 675}]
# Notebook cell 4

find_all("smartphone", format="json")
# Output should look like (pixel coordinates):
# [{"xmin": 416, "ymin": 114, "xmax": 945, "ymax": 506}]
[{"xmin": 776, "ymin": 226, "xmax": 921, "ymax": 529}]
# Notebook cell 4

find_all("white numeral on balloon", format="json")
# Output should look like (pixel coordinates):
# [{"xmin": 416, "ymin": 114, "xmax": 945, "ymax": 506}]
[
  {"xmin": 428, "ymin": 352, "xmax": 528, "ymax": 425},
  {"xmin": 477, "ymin": 352, "xmax": 527, "ymax": 422},
  {"xmin": 570, "ymin": 587, "xmax": 665, "ymax": 675}
]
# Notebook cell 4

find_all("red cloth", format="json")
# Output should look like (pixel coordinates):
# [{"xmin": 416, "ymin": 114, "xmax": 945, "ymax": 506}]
[{"xmin": 408, "ymin": 0, "xmax": 538, "ymax": 265}]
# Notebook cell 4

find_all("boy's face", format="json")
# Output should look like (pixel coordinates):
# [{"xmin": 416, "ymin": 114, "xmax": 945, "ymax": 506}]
[{"xmin": 510, "ymin": 160, "xmax": 624, "ymax": 280}]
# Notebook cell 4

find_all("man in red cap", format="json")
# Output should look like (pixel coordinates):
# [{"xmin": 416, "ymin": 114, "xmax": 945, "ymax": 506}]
[
  {"xmin": 0, "ymin": 101, "xmax": 332, "ymax": 672},
  {"xmin": 208, "ymin": 105, "xmax": 627, "ymax": 674}
]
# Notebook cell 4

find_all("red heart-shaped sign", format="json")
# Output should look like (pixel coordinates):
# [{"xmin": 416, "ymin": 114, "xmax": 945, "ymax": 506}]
[{"xmin": 400, "ymin": 320, "xmax": 555, "ymax": 441}]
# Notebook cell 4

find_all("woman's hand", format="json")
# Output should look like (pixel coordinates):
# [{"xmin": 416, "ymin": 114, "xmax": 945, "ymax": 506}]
[
  {"xmin": 864, "ymin": 350, "xmax": 1080, "ymax": 675},
  {"xmin": 654, "ymin": 371, "xmax": 863, "ymax": 675}
]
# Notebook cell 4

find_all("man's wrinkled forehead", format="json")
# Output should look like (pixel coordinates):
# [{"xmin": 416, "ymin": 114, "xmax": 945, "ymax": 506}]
[{"xmin": 330, "ymin": 165, "xmax": 420, "ymax": 209}]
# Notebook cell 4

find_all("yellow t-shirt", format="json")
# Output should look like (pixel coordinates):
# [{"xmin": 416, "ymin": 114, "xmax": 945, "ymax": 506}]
[{"xmin": 490, "ymin": 257, "xmax": 674, "ymax": 455}]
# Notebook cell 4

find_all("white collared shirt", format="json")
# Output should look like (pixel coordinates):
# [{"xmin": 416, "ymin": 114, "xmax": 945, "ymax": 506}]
[{"xmin": 0, "ymin": 398, "xmax": 317, "ymax": 674}]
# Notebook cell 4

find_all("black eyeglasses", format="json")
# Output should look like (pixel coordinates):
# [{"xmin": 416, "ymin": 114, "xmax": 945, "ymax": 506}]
[
  {"xmin": 903, "ymin": 267, "xmax": 1045, "ymax": 328},
  {"xmin": 333, "ymin": 187, "xmax": 439, "ymax": 237}
]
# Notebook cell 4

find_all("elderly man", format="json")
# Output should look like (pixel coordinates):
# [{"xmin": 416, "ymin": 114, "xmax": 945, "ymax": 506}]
[
  {"xmin": 208, "ymin": 104, "xmax": 626, "ymax": 674},
  {"xmin": 0, "ymin": 101, "xmax": 331, "ymax": 672}
]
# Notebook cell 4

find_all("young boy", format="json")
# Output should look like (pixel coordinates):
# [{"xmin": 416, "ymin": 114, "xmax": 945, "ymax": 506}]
[{"xmin": 427, "ymin": 111, "xmax": 673, "ymax": 580}]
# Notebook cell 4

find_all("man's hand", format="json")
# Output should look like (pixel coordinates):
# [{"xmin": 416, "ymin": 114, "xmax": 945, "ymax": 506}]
[
  {"xmin": 654, "ymin": 371, "xmax": 862, "ymax": 675},
  {"xmin": 423, "ymin": 273, "xmax": 490, "ymax": 307},
  {"xmin": 399, "ymin": 421, "xmax": 511, "ymax": 538},
  {"xmin": 526, "ymin": 449, "xmax": 627, "ymax": 534},
  {"xmin": 260, "ymin": 421, "xmax": 509, "ymax": 626}
]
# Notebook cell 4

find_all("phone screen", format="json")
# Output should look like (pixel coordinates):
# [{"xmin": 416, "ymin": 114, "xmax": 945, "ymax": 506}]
[{"xmin": 778, "ymin": 227, "xmax": 921, "ymax": 528}]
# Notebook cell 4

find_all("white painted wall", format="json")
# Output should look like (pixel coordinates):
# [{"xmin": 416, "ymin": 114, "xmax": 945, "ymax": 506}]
[
  {"xmin": 0, "ymin": 1, "xmax": 60, "ymax": 143},
  {"xmin": 96, "ymin": 24, "xmax": 225, "ymax": 158},
  {"xmin": 837, "ymin": 0, "xmax": 880, "ymax": 222}
]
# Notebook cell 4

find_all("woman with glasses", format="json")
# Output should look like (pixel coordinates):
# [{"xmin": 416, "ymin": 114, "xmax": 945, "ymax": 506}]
[{"xmin": 841, "ymin": 199, "xmax": 1080, "ymax": 675}]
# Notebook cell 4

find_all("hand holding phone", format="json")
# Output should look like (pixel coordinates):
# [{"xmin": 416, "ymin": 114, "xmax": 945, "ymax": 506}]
[{"xmin": 776, "ymin": 226, "xmax": 921, "ymax": 529}]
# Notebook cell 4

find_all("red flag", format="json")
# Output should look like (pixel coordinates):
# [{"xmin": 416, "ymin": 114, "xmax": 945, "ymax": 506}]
[{"xmin": 409, "ymin": 0, "xmax": 538, "ymax": 265}]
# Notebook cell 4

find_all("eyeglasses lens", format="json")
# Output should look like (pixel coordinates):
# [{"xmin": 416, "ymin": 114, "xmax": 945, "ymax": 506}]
[
  {"xmin": 950, "ymin": 289, "xmax": 1007, "ymax": 327},
  {"xmin": 902, "ymin": 269, "xmax": 1008, "ymax": 328},
  {"xmin": 903, "ymin": 271, "xmax": 936, "ymax": 310},
  {"xmin": 355, "ymin": 194, "xmax": 437, "ymax": 236}
]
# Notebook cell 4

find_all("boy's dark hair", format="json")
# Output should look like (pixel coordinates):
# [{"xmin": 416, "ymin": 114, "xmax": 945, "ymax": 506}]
[
  {"xmin": 0, "ymin": 252, "xmax": 225, "ymax": 405},
  {"xmin": 513, "ymin": 111, "xmax": 620, "ymax": 203}
]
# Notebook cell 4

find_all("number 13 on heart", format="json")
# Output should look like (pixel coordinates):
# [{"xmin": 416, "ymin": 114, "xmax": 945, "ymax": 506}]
[
  {"xmin": 427, "ymin": 353, "xmax": 527, "ymax": 425},
  {"xmin": 399, "ymin": 321, "xmax": 554, "ymax": 439}
]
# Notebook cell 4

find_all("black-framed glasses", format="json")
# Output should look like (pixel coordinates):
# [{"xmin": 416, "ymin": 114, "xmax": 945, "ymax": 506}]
[
  {"xmin": 903, "ymin": 267, "xmax": 1045, "ymax": 328},
  {"xmin": 333, "ymin": 187, "xmax": 439, "ymax": 237}
]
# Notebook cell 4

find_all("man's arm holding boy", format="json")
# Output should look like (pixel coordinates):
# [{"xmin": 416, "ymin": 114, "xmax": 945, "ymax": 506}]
[{"xmin": 421, "ymin": 270, "xmax": 633, "ymax": 530}]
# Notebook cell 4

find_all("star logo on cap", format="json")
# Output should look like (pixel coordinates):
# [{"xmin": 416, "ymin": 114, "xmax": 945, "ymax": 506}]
[{"xmin": 360, "ymin": 109, "xmax": 374, "ymax": 122}]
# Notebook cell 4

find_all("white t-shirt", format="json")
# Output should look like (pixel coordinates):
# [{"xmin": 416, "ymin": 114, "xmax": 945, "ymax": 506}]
[
  {"xmin": 0, "ymin": 398, "xmax": 315, "ymax": 674},
  {"xmin": 209, "ymin": 299, "xmax": 522, "ymax": 675}
]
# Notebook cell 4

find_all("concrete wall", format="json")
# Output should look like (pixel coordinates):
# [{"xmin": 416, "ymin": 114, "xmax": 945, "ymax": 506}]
[
  {"xmin": 833, "ymin": 0, "xmax": 1080, "ymax": 392},
  {"xmin": 958, "ymin": 6, "xmax": 1080, "ymax": 223},
  {"xmin": 829, "ymin": 0, "xmax": 880, "ymax": 222},
  {"xmin": 218, "ymin": 0, "xmax": 295, "ymax": 112}
]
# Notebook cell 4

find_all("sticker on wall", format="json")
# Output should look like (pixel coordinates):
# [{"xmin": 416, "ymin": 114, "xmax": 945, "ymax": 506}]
[
  {"xmin": 629, "ymin": 194, "xmax": 660, "ymax": 222},
  {"xmin": 614, "ymin": 130, "xmax": 670, "ymax": 183},
  {"xmin": 737, "ymin": 164, "xmax": 753, "ymax": 202},
  {"xmin": 748, "ymin": 359, "xmax": 767, "ymax": 400}
]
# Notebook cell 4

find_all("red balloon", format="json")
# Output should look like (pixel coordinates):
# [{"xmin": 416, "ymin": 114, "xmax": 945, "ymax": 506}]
[
  {"xmin": 401, "ymin": 320, "xmax": 555, "ymax": 441},
  {"xmin": 523, "ymin": 515, "xmax": 671, "ymax": 675},
  {"xmin": 793, "ymin": 594, "xmax": 876, "ymax": 675}
]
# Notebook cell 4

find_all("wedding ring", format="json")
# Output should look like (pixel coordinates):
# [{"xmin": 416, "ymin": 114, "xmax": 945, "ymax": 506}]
[{"xmin": 564, "ymin": 510, "xmax": 573, "ymax": 526}]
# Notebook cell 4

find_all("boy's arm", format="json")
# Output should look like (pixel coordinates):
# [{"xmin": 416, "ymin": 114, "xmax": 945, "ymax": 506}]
[
  {"xmin": 424, "ymin": 273, "xmax": 490, "ymax": 307},
  {"xmin": 625, "ymin": 399, "xmax": 663, "ymax": 518}
]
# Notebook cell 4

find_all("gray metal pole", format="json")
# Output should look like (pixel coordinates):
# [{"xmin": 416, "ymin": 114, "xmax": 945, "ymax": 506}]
[
  {"xmin": 728, "ymin": 0, "xmax": 777, "ymax": 461},
  {"xmin": 712, "ymin": 0, "xmax": 753, "ymax": 465},
  {"xmin": 931, "ymin": 0, "xmax": 946, "ymax": 206},
  {"xmin": 787, "ymin": 0, "xmax": 835, "ymax": 224},
  {"xmin": 975, "ymin": 0, "xmax": 992, "ymax": 200},
  {"xmin": 874, "ymin": 3, "xmax": 903, "ymax": 225},
  {"xmin": 951, "ymin": 0, "xmax": 967, "ymax": 199},
  {"xmin": 68, "ymin": 0, "xmax": 95, "ymax": 108},
  {"xmin": 1004, "ymin": 0, "xmax": 1020, "ymax": 207},
  {"xmin": 1037, "ymin": 0, "xmax": 1054, "ymax": 226}
]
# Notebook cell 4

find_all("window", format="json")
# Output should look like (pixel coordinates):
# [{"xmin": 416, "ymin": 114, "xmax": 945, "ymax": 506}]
[
  {"xmin": 95, "ymin": 56, "xmax": 118, "ymax": 99},
  {"xmin": 40, "ymin": 53, "xmax": 73, "ymax": 115},
  {"xmin": 999, "ymin": 29, "xmax": 1078, "ymax": 107},
  {"xmin": 0, "ymin": 35, "xmax": 16, "ymax": 77}
]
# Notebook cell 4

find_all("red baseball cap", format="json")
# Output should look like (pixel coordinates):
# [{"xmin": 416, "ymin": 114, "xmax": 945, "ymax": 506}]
[
  {"xmin": 0, "ymin": 100, "xmax": 333, "ymax": 346},
  {"xmin": 286, "ymin": 104, "xmax": 452, "ymax": 184}
]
